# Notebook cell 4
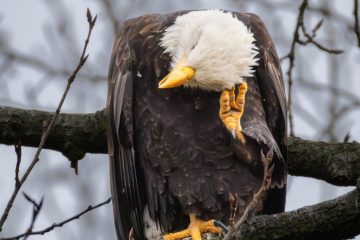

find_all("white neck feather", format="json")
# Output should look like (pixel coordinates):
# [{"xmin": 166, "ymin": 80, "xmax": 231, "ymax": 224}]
[{"xmin": 160, "ymin": 10, "xmax": 259, "ymax": 91}]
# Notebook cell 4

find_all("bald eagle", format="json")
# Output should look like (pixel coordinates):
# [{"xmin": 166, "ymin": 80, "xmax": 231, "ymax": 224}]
[{"xmin": 107, "ymin": 10, "xmax": 287, "ymax": 240}]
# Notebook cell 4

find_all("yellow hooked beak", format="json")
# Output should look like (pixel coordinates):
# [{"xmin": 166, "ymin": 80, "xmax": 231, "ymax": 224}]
[{"xmin": 158, "ymin": 55, "xmax": 195, "ymax": 89}]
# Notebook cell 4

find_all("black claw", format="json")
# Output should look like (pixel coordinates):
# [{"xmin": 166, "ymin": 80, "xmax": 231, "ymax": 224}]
[{"xmin": 214, "ymin": 220, "xmax": 228, "ymax": 233}]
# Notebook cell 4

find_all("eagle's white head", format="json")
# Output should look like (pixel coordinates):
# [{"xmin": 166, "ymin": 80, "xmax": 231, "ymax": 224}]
[{"xmin": 159, "ymin": 10, "xmax": 259, "ymax": 91}]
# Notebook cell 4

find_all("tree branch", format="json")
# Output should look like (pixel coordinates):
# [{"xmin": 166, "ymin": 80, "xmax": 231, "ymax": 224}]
[
  {"xmin": 0, "ymin": 106, "xmax": 107, "ymax": 162},
  {"xmin": 228, "ymin": 186, "xmax": 360, "ymax": 240},
  {"xmin": 20, "ymin": 193, "xmax": 44, "ymax": 240},
  {"xmin": 0, "ymin": 106, "xmax": 359, "ymax": 187},
  {"xmin": 288, "ymin": 137, "xmax": 360, "ymax": 186}
]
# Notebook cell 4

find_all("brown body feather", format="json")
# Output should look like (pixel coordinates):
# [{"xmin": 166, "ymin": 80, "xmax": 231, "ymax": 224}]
[{"xmin": 107, "ymin": 11, "xmax": 287, "ymax": 240}]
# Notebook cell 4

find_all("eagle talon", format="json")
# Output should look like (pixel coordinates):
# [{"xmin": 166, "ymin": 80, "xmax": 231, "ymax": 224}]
[
  {"xmin": 219, "ymin": 82, "xmax": 247, "ymax": 143},
  {"xmin": 162, "ymin": 214, "xmax": 221, "ymax": 240},
  {"xmin": 214, "ymin": 220, "xmax": 228, "ymax": 233}
]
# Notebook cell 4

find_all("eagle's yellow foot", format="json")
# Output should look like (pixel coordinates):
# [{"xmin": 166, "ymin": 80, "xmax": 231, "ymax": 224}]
[
  {"xmin": 162, "ymin": 214, "xmax": 221, "ymax": 240},
  {"xmin": 219, "ymin": 82, "xmax": 247, "ymax": 143}
]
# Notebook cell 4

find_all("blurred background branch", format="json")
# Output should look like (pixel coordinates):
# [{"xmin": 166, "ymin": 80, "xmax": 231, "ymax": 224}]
[{"xmin": 354, "ymin": 0, "xmax": 360, "ymax": 47}]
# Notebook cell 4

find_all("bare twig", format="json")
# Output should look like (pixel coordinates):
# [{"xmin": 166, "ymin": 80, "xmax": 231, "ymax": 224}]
[
  {"xmin": 354, "ymin": 0, "xmax": 360, "ymax": 47},
  {"xmin": 2, "ymin": 197, "xmax": 111, "ymax": 240},
  {"xmin": 0, "ymin": 8, "xmax": 97, "ymax": 231},
  {"xmin": 223, "ymin": 149, "xmax": 274, "ymax": 240},
  {"xmin": 14, "ymin": 141, "xmax": 21, "ymax": 188},
  {"xmin": 283, "ymin": 0, "xmax": 308, "ymax": 137},
  {"xmin": 308, "ymin": 5, "xmax": 353, "ymax": 32},
  {"xmin": 282, "ymin": 0, "xmax": 344, "ymax": 137},
  {"xmin": 299, "ymin": 21, "xmax": 343, "ymax": 54},
  {"xmin": 228, "ymin": 192, "xmax": 238, "ymax": 227},
  {"xmin": 21, "ymin": 193, "xmax": 44, "ymax": 240}
]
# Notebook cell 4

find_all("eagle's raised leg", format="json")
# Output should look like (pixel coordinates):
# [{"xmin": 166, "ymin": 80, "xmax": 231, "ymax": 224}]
[
  {"xmin": 219, "ymin": 82, "xmax": 247, "ymax": 143},
  {"xmin": 162, "ymin": 214, "xmax": 221, "ymax": 240}
]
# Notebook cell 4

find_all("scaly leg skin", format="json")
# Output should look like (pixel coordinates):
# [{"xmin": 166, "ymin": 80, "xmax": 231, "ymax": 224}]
[
  {"xmin": 162, "ymin": 214, "xmax": 221, "ymax": 240},
  {"xmin": 219, "ymin": 82, "xmax": 247, "ymax": 143}
]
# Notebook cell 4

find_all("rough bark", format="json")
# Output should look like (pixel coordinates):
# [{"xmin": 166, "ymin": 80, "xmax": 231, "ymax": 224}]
[
  {"xmin": 229, "ymin": 185, "xmax": 360, "ymax": 240},
  {"xmin": 0, "ymin": 106, "xmax": 107, "ymax": 162},
  {"xmin": 0, "ymin": 106, "xmax": 359, "ymax": 186},
  {"xmin": 288, "ymin": 137, "xmax": 360, "ymax": 186}
]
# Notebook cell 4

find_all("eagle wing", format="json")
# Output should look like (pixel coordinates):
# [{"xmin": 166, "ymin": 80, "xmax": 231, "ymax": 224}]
[
  {"xmin": 107, "ymin": 12, "xmax": 192, "ymax": 239},
  {"xmin": 248, "ymin": 13, "xmax": 287, "ymax": 186},
  {"xmin": 247, "ymin": 13, "xmax": 287, "ymax": 144},
  {"xmin": 107, "ymin": 20, "xmax": 145, "ymax": 240},
  {"xmin": 236, "ymin": 12, "xmax": 287, "ymax": 171},
  {"xmin": 232, "ymin": 12, "xmax": 287, "ymax": 214}
]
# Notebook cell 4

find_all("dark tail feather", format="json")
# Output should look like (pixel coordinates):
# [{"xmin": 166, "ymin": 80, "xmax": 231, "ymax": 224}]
[{"xmin": 263, "ymin": 185, "xmax": 287, "ymax": 214}]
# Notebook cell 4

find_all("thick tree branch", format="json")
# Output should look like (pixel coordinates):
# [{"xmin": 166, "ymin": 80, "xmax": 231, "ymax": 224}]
[
  {"xmin": 0, "ymin": 106, "xmax": 107, "ymax": 162},
  {"xmin": 288, "ymin": 137, "xmax": 360, "ymax": 186},
  {"xmin": 0, "ymin": 106, "xmax": 359, "ymax": 187},
  {"xmin": 229, "ymin": 186, "xmax": 360, "ymax": 240}
]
